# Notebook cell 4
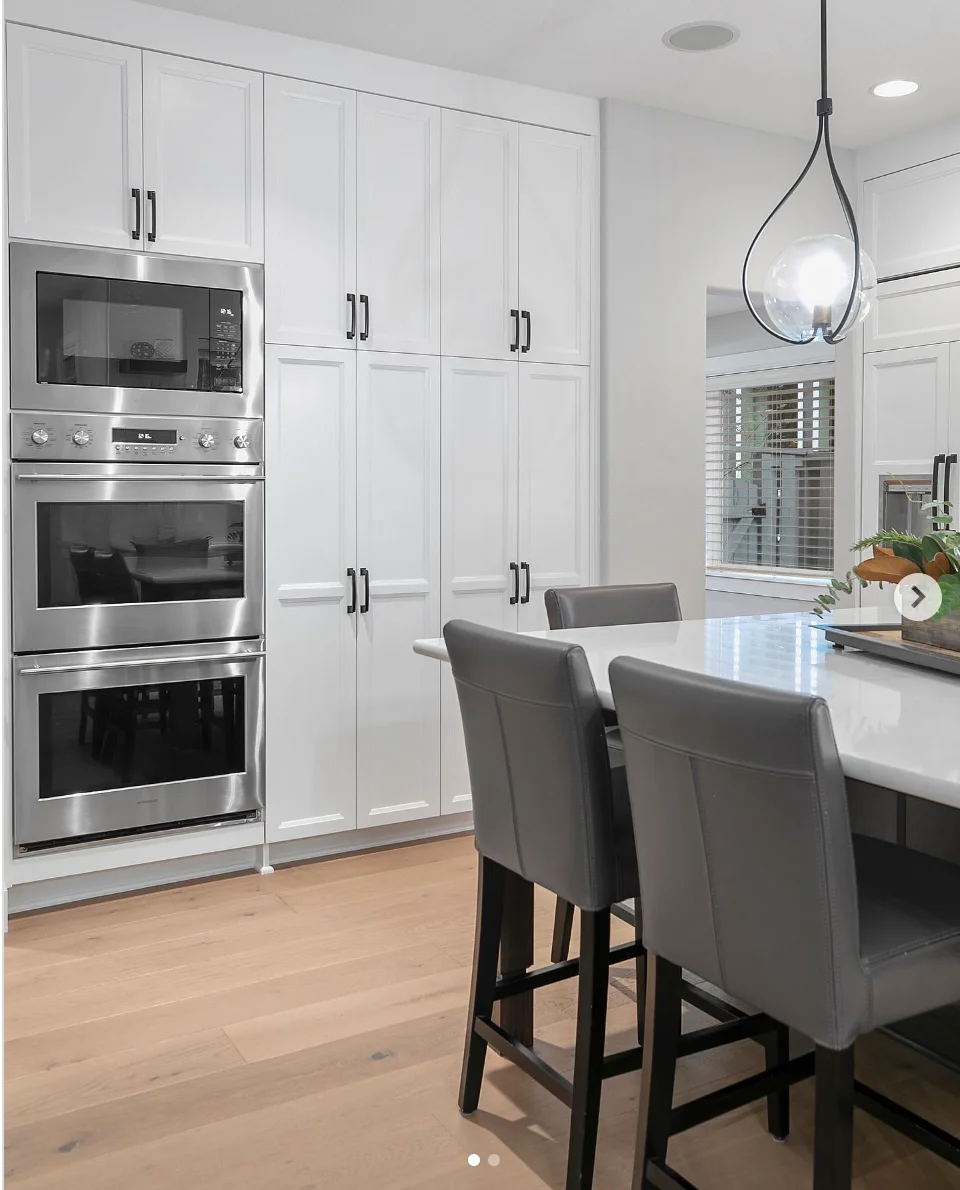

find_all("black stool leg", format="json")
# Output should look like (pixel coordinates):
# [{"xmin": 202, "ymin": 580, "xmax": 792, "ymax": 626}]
[
  {"xmin": 813, "ymin": 1044, "xmax": 855, "ymax": 1190},
  {"xmin": 764, "ymin": 1024, "xmax": 791, "ymax": 1140},
  {"xmin": 632, "ymin": 954, "xmax": 682, "ymax": 1190},
  {"xmin": 634, "ymin": 914, "xmax": 646, "ymax": 1046},
  {"xmin": 567, "ymin": 909, "xmax": 610, "ymax": 1190},
  {"xmin": 459, "ymin": 855, "xmax": 505, "ymax": 1115},
  {"xmin": 552, "ymin": 897, "xmax": 576, "ymax": 962}
]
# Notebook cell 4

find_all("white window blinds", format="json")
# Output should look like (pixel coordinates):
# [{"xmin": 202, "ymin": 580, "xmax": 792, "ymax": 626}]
[{"xmin": 706, "ymin": 375, "xmax": 835, "ymax": 573}]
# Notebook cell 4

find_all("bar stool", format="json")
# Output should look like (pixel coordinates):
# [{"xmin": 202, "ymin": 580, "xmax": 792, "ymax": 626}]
[
  {"xmin": 445, "ymin": 621, "xmax": 790, "ymax": 1190},
  {"xmin": 545, "ymin": 583, "xmax": 682, "ymax": 964},
  {"xmin": 608, "ymin": 657, "xmax": 960, "ymax": 1190}
]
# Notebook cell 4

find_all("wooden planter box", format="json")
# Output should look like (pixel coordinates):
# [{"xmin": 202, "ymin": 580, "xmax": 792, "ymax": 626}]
[{"xmin": 902, "ymin": 607, "xmax": 960, "ymax": 652}]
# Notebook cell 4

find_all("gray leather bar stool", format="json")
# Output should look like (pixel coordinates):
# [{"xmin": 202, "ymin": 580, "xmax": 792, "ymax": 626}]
[
  {"xmin": 545, "ymin": 583, "xmax": 682, "ymax": 964},
  {"xmin": 609, "ymin": 657, "xmax": 960, "ymax": 1190}
]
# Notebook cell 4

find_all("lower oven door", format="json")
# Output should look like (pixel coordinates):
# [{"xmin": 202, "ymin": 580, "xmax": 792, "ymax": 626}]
[
  {"xmin": 14, "ymin": 639, "xmax": 264, "ymax": 851},
  {"xmin": 12, "ymin": 462, "xmax": 263, "ymax": 653}
]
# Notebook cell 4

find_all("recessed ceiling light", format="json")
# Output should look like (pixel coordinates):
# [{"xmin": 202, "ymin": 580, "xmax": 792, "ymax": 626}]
[
  {"xmin": 662, "ymin": 22, "xmax": 740, "ymax": 53},
  {"xmin": 872, "ymin": 79, "xmax": 919, "ymax": 98}
]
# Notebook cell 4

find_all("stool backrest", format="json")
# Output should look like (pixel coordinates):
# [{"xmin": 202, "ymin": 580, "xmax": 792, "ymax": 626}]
[
  {"xmin": 545, "ymin": 583, "xmax": 681, "ymax": 630},
  {"xmin": 609, "ymin": 657, "xmax": 868, "ymax": 1050},
  {"xmin": 444, "ymin": 620, "xmax": 621, "ymax": 910}
]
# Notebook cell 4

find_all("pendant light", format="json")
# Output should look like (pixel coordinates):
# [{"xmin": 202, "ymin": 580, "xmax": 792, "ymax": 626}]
[{"xmin": 742, "ymin": 0, "xmax": 876, "ymax": 344}]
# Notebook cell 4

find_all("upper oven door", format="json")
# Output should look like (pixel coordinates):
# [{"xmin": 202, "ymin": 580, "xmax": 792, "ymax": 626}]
[
  {"xmin": 12, "ymin": 462, "xmax": 264, "ymax": 653},
  {"xmin": 11, "ymin": 244, "xmax": 263, "ymax": 417}
]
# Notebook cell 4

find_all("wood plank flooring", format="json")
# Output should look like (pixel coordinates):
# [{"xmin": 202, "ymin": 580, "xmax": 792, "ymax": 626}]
[{"xmin": 6, "ymin": 833, "xmax": 960, "ymax": 1189}]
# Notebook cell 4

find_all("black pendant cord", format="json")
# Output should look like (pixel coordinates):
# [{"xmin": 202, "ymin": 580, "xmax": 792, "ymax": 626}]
[{"xmin": 742, "ymin": 0, "xmax": 863, "ymax": 345}]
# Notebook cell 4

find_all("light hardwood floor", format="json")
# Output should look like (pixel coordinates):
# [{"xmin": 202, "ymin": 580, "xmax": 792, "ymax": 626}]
[{"xmin": 5, "ymin": 833, "xmax": 960, "ymax": 1189}]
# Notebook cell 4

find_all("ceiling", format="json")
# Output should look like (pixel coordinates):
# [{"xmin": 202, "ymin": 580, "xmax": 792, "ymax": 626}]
[{"xmin": 141, "ymin": 0, "xmax": 960, "ymax": 147}]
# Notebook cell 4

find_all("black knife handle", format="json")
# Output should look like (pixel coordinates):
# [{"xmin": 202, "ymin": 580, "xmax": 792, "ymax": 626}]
[{"xmin": 346, "ymin": 567, "xmax": 357, "ymax": 614}]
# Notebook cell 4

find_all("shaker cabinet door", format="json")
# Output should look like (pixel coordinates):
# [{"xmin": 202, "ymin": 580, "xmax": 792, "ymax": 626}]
[
  {"xmin": 142, "ymin": 52, "xmax": 264, "ymax": 262},
  {"xmin": 7, "ymin": 26, "xmax": 143, "ymax": 250},
  {"xmin": 265, "ymin": 76, "xmax": 357, "ymax": 347}
]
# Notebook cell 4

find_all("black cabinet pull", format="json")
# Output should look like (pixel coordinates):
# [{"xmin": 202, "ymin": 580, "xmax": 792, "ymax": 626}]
[
  {"xmin": 521, "ymin": 310, "xmax": 531, "ymax": 353},
  {"xmin": 933, "ymin": 454, "xmax": 946, "ymax": 524},
  {"xmin": 520, "ymin": 561, "xmax": 531, "ymax": 604},
  {"xmin": 131, "ymin": 188, "xmax": 141, "ymax": 240},
  {"xmin": 359, "ymin": 294, "xmax": 370, "ymax": 341},
  {"xmin": 509, "ymin": 561, "xmax": 520, "ymax": 605},
  {"xmin": 945, "ymin": 454, "xmax": 957, "ymax": 524},
  {"xmin": 510, "ymin": 309, "xmax": 520, "ymax": 352},
  {"xmin": 359, "ymin": 567, "xmax": 370, "ymax": 613},
  {"xmin": 146, "ymin": 190, "xmax": 157, "ymax": 242},
  {"xmin": 346, "ymin": 293, "xmax": 357, "ymax": 340},
  {"xmin": 346, "ymin": 567, "xmax": 357, "ymax": 614}
]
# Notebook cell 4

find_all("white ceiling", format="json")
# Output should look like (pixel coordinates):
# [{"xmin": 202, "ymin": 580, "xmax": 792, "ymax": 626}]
[{"xmin": 141, "ymin": 0, "xmax": 960, "ymax": 147}]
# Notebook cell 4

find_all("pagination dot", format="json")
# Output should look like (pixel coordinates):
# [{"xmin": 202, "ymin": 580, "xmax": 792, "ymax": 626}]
[{"xmin": 467, "ymin": 1153, "xmax": 481, "ymax": 1167}]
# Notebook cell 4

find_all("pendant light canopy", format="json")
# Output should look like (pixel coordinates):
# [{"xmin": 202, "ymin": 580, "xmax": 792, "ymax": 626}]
[{"xmin": 742, "ymin": 0, "xmax": 876, "ymax": 345}]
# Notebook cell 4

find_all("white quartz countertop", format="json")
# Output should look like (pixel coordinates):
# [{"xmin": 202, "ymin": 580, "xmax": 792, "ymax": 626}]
[{"xmin": 414, "ymin": 609, "xmax": 960, "ymax": 810}]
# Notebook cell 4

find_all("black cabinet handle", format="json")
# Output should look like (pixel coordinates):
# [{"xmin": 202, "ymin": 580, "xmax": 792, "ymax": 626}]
[
  {"xmin": 131, "ymin": 188, "xmax": 141, "ymax": 240},
  {"xmin": 510, "ymin": 309, "xmax": 520, "ymax": 352},
  {"xmin": 346, "ymin": 567, "xmax": 357, "ymax": 614},
  {"xmin": 359, "ymin": 567, "xmax": 370, "ymax": 613},
  {"xmin": 509, "ymin": 561, "xmax": 520, "ymax": 605},
  {"xmin": 521, "ymin": 310, "xmax": 531, "ymax": 353},
  {"xmin": 945, "ymin": 454, "xmax": 957, "ymax": 525},
  {"xmin": 933, "ymin": 453, "xmax": 946, "ymax": 524},
  {"xmin": 346, "ymin": 293, "xmax": 357, "ymax": 340},
  {"xmin": 520, "ymin": 561, "xmax": 530, "ymax": 604},
  {"xmin": 146, "ymin": 190, "xmax": 157, "ymax": 242},
  {"xmin": 359, "ymin": 294, "xmax": 370, "ymax": 341}
]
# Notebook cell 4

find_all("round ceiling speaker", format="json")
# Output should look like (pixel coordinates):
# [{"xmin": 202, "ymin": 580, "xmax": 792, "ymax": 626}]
[{"xmin": 662, "ymin": 22, "xmax": 740, "ymax": 52}]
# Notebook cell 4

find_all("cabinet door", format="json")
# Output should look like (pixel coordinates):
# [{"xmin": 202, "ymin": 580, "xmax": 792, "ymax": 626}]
[
  {"xmin": 266, "ymin": 347, "xmax": 357, "ymax": 841},
  {"xmin": 143, "ymin": 53, "xmax": 264, "ymax": 262},
  {"xmin": 518, "ymin": 363, "xmax": 591, "ymax": 632},
  {"xmin": 265, "ymin": 76, "xmax": 356, "ymax": 348},
  {"xmin": 7, "ymin": 27, "xmax": 143, "ymax": 249},
  {"xmin": 357, "ymin": 95, "xmax": 440, "ymax": 355},
  {"xmin": 518, "ymin": 126, "xmax": 592, "ymax": 366},
  {"xmin": 865, "ymin": 156, "xmax": 960, "ymax": 280},
  {"xmin": 356, "ymin": 354, "xmax": 440, "ymax": 826},
  {"xmin": 441, "ymin": 112, "xmax": 519, "ymax": 360},
  {"xmin": 440, "ymin": 358, "xmax": 519, "ymax": 814}
]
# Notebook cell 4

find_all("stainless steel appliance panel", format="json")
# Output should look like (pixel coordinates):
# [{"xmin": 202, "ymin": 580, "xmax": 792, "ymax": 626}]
[
  {"xmin": 880, "ymin": 475, "xmax": 936, "ymax": 538},
  {"xmin": 11, "ymin": 243, "xmax": 263, "ymax": 418},
  {"xmin": 14, "ymin": 639, "xmax": 264, "ymax": 849}
]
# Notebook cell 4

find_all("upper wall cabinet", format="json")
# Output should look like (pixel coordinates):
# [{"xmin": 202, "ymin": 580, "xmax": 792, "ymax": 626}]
[
  {"xmin": 142, "ymin": 53, "xmax": 264, "ymax": 262},
  {"xmin": 7, "ymin": 26, "xmax": 143, "ymax": 250},
  {"xmin": 357, "ymin": 94, "xmax": 440, "ymax": 355},
  {"xmin": 865, "ymin": 156, "xmax": 960, "ymax": 280},
  {"xmin": 265, "ymin": 77, "xmax": 357, "ymax": 347},
  {"xmin": 6, "ymin": 28, "xmax": 264, "ymax": 262}
]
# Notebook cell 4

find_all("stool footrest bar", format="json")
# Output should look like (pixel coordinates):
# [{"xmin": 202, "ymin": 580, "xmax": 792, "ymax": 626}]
[
  {"xmin": 670, "ymin": 1052, "xmax": 814, "ymax": 1135},
  {"xmin": 854, "ymin": 1080, "xmax": 960, "ymax": 1169}
]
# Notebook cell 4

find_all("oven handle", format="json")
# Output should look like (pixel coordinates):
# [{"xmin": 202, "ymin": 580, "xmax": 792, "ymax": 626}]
[
  {"xmin": 15, "ymin": 473, "xmax": 264, "ymax": 482},
  {"xmin": 19, "ymin": 650, "xmax": 265, "ymax": 676}
]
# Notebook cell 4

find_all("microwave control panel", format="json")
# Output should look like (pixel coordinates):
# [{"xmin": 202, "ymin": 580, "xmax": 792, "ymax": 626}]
[{"xmin": 11, "ymin": 412, "xmax": 263, "ymax": 464}]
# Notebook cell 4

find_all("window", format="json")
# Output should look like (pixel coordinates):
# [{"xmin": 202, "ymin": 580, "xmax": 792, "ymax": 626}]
[{"xmin": 706, "ymin": 372, "xmax": 835, "ymax": 574}]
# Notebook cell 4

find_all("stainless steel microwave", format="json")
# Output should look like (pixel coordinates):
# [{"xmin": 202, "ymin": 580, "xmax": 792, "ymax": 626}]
[{"xmin": 10, "ymin": 243, "xmax": 263, "ymax": 418}]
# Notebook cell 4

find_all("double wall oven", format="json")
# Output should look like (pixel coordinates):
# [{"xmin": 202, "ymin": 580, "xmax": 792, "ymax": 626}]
[{"xmin": 11, "ymin": 244, "xmax": 266, "ymax": 852}]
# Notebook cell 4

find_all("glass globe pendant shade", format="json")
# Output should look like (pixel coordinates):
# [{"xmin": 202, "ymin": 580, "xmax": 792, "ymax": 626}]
[{"xmin": 762, "ymin": 233, "xmax": 877, "ymax": 343}]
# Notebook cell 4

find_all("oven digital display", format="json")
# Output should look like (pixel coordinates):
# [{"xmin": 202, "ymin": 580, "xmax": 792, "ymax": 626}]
[{"xmin": 111, "ymin": 428, "xmax": 178, "ymax": 444}]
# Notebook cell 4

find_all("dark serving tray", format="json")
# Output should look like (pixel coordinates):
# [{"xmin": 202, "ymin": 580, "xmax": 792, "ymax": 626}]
[{"xmin": 824, "ymin": 623, "xmax": 960, "ymax": 678}]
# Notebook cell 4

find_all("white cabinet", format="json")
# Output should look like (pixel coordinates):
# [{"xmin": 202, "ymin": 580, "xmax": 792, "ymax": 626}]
[
  {"xmin": 7, "ymin": 26, "xmax": 143, "ymax": 249},
  {"xmin": 265, "ymin": 77, "xmax": 356, "ymax": 347},
  {"xmin": 266, "ymin": 347, "xmax": 358, "ymax": 842},
  {"xmin": 865, "ymin": 272, "xmax": 960, "ymax": 352},
  {"xmin": 441, "ymin": 112, "xmax": 519, "ymax": 360},
  {"xmin": 865, "ymin": 156, "xmax": 960, "ymax": 280},
  {"xmin": 356, "ymin": 354, "xmax": 441, "ymax": 825},
  {"xmin": 142, "ymin": 53, "xmax": 263, "ymax": 262},
  {"xmin": 357, "ymin": 95, "xmax": 440, "ymax": 355},
  {"xmin": 519, "ymin": 126, "xmax": 593, "ymax": 366},
  {"xmin": 517, "ymin": 363, "xmax": 591, "ymax": 631}
]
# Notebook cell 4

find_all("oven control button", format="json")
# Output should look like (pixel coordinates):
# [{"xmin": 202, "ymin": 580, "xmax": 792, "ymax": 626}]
[
  {"xmin": 198, "ymin": 432, "xmax": 216, "ymax": 450},
  {"xmin": 234, "ymin": 434, "xmax": 250, "ymax": 450},
  {"xmin": 71, "ymin": 429, "xmax": 91, "ymax": 447},
  {"xmin": 31, "ymin": 428, "xmax": 50, "ymax": 446}
]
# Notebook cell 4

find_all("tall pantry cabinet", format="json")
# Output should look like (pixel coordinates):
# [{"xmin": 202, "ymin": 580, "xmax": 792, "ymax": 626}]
[{"xmin": 264, "ymin": 78, "xmax": 593, "ymax": 841}]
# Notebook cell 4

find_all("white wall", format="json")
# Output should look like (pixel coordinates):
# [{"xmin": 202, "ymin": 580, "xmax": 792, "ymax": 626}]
[
  {"xmin": 706, "ymin": 309, "xmax": 774, "ymax": 357},
  {"xmin": 599, "ymin": 100, "xmax": 858, "ymax": 617}
]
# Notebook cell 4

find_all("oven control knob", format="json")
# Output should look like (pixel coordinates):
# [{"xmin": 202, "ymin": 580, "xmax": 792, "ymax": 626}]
[
  {"xmin": 72, "ymin": 429, "xmax": 91, "ymax": 447},
  {"xmin": 31, "ymin": 428, "xmax": 49, "ymax": 446},
  {"xmin": 234, "ymin": 433, "xmax": 250, "ymax": 450},
  {"xmin": 197, "ymin": 432, "xmax": 216, "ymax": 450}
]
